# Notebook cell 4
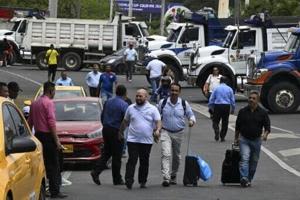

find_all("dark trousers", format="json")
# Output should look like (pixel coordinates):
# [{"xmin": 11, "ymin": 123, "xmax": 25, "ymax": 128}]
[
  {"xmin": 48, "ymin": 64, "xmax": 58, "ymax": 82},
  {"xmin": 125, "ymin": 61, "xmax": 135, "ymax": 80},
  {"xmin": 125, "ymin": 142, "xmax": 152, "ymax": 184},
  {"xmin": 212, "ymin": 104, "xmax": 230, "ymax": 139},
  {"xmin": 35, "ymin": 132, "xmax": 61, "ymax": 195},
  {"xmin": 89, "ymin": 87, "xmax": 98, "ymax": 97},
  {"xmin": 93, "ymin": 126, "xmax": 124, "ymax": 184}
]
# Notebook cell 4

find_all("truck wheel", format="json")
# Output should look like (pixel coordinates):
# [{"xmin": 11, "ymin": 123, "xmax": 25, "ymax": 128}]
[
  {"xmin": 36, "ymin": 51, "xmax": 48, "ymax": 70},
  {"xmin": 260, "ymin": 91, "xmax": 270, "ymax": 110},
  {"xmin": 62, "ymin": 52, "xmax": 81, "ymax": 71},
  {"xmin": 8, "ymin": 50, "xmax": 17, "ymax": 65},
  {"xmin": 268, "ymin": 82, "xmax": 300, "ymax": 113}
]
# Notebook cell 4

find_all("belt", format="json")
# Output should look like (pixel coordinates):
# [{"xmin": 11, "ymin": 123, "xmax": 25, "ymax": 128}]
[{"xmin": 162, "ymin": 128, "xmax": 184, "ymax": 133}]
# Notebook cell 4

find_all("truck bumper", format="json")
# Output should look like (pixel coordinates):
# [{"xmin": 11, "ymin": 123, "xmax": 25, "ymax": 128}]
[{"xmin": 244, "ymin": 83, "xmax": 262, "ymax": 97}]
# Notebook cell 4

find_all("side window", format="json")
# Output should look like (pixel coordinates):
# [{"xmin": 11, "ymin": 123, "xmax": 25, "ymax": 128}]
[
  {"xmin": 179, "ymin": 28, "xmax": 199, "ymax": 43},
  {"xmin": 8, "ymin": 105, "xmax": 30, "ymax": 137},
  {"xmin": 3, "ymin": 105, "xmax": 18, "ymax": 153},
  {"xmin": 18, "ymin": 20, "xmax": 27, "ymax": 33},
  {"xmin": 125, "ymin": 24, "xmax": 140, "ymax": 37},
  {"xmin": 238, "ymin": 31, "xmax": 256, "ymax": 48}
]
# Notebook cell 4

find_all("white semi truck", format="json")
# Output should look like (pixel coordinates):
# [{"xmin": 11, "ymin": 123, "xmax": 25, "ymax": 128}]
[{"xmin": 0, "ymin": 14, "xmax": 150, "ymax": 70}]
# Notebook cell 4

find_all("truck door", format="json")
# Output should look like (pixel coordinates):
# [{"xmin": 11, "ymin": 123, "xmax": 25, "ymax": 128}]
[
  {"xmin": 123, "ymin": 23, "xmax": 141, "ymax": 47},
  {"xmin": 294, "ymin": 35, "xmax": 300, "ymax": 71},
  {"xmin": 177, "ymin": 27, "xmax": 200, "ymax": 65},
  {"xmin": 15, "ymin": 19, "xmax": 26, "ymax": 45},
  {"xmin": 229, "ymin": 30, "xmax": 256, "ymax": 75}
]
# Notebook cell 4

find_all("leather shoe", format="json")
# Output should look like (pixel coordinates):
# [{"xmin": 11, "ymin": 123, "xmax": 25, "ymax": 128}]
[
  {"xmin": 50, "ymin": 192, "xmax": 68, "ymax": 199},
  {"xmin": 125, "ymin": 182, "xmax": 133, "ymax": 189},
  {"xmin": 220, "ymin": 138, "xmax": 225, "ymax": 142},
  {"xmin": 140, "ymin": 183, "xmax": 147, "ymax": 189},
  {"xmin": 114, "ymin": 179, "xmax": 125, "ymax": 185},
  {"xmin": 214, "ymin": 135, "xmax": 219, "ymax": 141},
  {"xmin": 162, "ymin": 180, "xmax": 170, "ymax": 187},
  {"xmin": 90, "ymin": 171, "xmax": 101, "ymax": 185}
]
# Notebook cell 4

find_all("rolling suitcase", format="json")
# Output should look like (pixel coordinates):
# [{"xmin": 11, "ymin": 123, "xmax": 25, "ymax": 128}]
[
  {"xmin": 221, "ymin": 144, "xmax": 240, "ymax": 184},
  {"xmin": 183, "ymin": 127, "xmax": 200, "ymax": 186}
]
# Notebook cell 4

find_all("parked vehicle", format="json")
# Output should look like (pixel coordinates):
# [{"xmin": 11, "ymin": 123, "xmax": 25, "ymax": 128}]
[
  {"xmin": 244, "ymin": 27, "xmax": 300, "ymax": 113},
  {"xmin": 99, "ymin": 47, "xmax": 127, "ymax": 74},
  {"xmin": 187, "ymin": 13, "xmax": 299, "ymax": 95},
  {"xmin": 54, "ymin": 97, "xmax": 104, "ymax": 162},
  {"xmin": 0, "ymin": 97, "xmax": 46, "ymax": 200}
]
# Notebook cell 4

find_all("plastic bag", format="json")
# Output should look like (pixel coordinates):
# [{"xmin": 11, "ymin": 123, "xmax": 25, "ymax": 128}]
[{"xmin": 197, "ymin": 156, "xmax": 213, "ymax": 181}]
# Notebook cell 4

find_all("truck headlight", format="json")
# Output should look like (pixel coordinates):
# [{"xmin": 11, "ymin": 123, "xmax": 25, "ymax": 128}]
[{"xmin": 87, "ymin": 128, "xmax": 103, "ymax": 139}]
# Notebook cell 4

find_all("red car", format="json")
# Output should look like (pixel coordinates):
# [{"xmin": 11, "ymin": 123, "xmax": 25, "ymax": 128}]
[{"xmin": 54, "ymin": 97, "xmax": 103, "ymax": 162}]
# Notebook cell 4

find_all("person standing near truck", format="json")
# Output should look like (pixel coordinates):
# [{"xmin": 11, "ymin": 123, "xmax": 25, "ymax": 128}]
[
  {"xmin": 124, "ymin": 43, "xmax": 137, "ymax": 82},
  {"xmin": 46, "ymin": 44, "xmax": 59, "ymax": 82}
]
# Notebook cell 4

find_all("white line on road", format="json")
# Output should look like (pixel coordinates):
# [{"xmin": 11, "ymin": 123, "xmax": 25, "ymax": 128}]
[
  {"xmin": 279, "ymin": 148, "xmax": 300, "ymax": 157},
  {"xmin": 0, "ymin": 69, "xmax": 42, "ymax": 86},
  {"xmin": 190, "ymin": 103, "xmax": 300, "ymax": 178}
]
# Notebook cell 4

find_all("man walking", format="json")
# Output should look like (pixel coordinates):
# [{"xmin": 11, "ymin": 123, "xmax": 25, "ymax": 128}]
[
  {"xmin": 98, "ymin": 65, "xmax": 117, "ymax": 101},
  {"xmin": 7, "ymin": 81, "xmax": 22, "ymax": 102},
  {"xmin": 146, "ymin": 56, "xmax": 166, "ymax": 102},
  {"xmin": 123, "ymin": 43, "xmax": 137, "ymax": 82},
  {"xmin": 55, "ymin": 71, "xmax": 74, "ymax": 86},
  {"xmin": 208, "ymin": 76, "xmax": 235, "ymax": 142},
  {"xmin": 46, "ymin": 44, "xmax": 59, "ymax": 82},
  {"xmin": 90, "ymin": 85, "xmax": 129, "ymax": 186},
  {"xmin": 85, "ymin": 64, "xmax": 101, "ymax": 97},
  {"xmin": 234, "ymin": 91, "xmax": 270, "ymax": 187},
  {"xmin": 203, "ymin": 66, "xmax": 222, "ymax": 99},
  {"xmin": 28, "ymin": 82, "xmax": 67, "ymax": 198},
  {"xmin": 158, "ymin": 83, "xmax": 196, "ymax": 187},
  {"xmin": 0, "ymin": 82, "xmax": 9, "ymax": 98},
  {"xmin": 119, "ymin": 88, "xmax": 161, "ymax": 189}
]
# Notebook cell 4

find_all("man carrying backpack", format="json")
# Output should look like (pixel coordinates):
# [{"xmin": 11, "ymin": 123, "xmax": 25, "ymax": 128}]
[{"xmin": 157, "ymin": 83, "xmax": 196, "ymax": 187}]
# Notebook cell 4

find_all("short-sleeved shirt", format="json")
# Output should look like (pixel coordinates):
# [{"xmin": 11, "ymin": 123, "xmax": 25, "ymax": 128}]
[
  {"xmin": 55, "ymin": 77, "xmax": 74, "ymax": 86},
  {"xmin": 206, "ymin": 74, "xmax": 222, "ymax": 92},
  {"xmin": 146, "ymin": 59, "xmax": 166, "ymax": 78},
  {"xmin": 99, "ymin": 72, "xmax": 117, "ymax": 93},
  {"xmin": 46, "ymin": 49, "xmax": 59, "ymax": 65},
  {"xmin": 124, "ymin": 48, "xmax": 137, "ymax": 61},
  {"xmin": 86, "ymin": 71, "xmax": 101, "ymax": 88},
  {"xmin": 125, "ymin": 102, "xmax": 161, "ymax": 144}
]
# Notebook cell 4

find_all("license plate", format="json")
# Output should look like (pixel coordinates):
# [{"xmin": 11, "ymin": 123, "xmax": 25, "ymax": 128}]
[{"xmin": 62, "ymin": 144, "xmax": 73, "ymax": 153}]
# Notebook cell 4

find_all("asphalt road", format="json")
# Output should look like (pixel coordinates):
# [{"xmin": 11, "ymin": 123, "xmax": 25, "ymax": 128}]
[{"xmin": 1, "ymin": 64, "xmax": 300, "ymax": 200}]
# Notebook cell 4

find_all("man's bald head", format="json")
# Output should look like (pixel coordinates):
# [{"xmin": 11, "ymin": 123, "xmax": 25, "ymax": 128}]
[{"xmin": 136, "ymin": 88, "xmax": 148, "ymax": 105}]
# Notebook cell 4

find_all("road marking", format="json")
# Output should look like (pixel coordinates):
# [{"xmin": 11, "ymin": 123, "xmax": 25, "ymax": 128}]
[
  {"xmin": 0, "ymin": 69, "xmax": 42, "ymax": 86},
  {"xmin": 190, "ymin": 103, "xmax": 300, "ymax": 177},
  {"xmin": 268, "ymin": 133, "xmax": 299, "ymax": 139},
  {"xmin": 279, "ymin": 148, "xmax": 300, "ymax": 157}
]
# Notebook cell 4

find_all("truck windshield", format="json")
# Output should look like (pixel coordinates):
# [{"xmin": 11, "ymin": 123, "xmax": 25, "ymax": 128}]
[
  {"xmin": 139, "ymin": 24, "xmax": 149, "ymax": 37},
  {"xmin": 11, "ymin": 21, "xmax": 21, "ymax": 31},
  {"xmin": 167, "ymin": 27, "xmax": 182, "ymax": 42},
  {"xmin": 284, "ymin": 34, "xmax": 300, "ymax": 53},
  {"xmin": 223, "ymin": 30, "xmax": 236, "ymax": 48}
]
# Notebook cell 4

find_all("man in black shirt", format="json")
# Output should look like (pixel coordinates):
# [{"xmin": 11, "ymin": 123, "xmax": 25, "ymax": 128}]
[{"xmin": 234, "ymin": 91, "xmax": 270, "ymax": 187}]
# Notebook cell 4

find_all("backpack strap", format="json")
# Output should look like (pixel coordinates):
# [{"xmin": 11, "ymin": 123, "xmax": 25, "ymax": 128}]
[
  {"xmin": 182, "ymin": 99, "xmax": 186, "ymax": 115},
  {"xmin": 161, "ymin": 98, "xmax": 186, "ymax": 116}
]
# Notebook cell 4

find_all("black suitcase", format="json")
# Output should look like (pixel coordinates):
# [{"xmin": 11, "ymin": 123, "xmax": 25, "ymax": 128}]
[
  {"xmin": 183, "ymin": 127, "xmax": 200, "ymax": 186},
  {"xmin": 221, "ymin": 144, "xmax": 240, "ymax": 184}
]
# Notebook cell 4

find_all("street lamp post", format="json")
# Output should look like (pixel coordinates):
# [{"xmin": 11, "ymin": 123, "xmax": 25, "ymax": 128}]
[{"xmin": 160, "ymin": 0, "xmax": 165, "ymax": 35}]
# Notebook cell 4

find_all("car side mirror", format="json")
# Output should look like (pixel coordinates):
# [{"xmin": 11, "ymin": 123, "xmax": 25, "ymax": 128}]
[
  {"xmin": 8, "ymin": 136, "xmax": 36, "ymax": 154},
  {"xmin": 24, "ymin": 100, "xmax": 32, "ymax": 106}
]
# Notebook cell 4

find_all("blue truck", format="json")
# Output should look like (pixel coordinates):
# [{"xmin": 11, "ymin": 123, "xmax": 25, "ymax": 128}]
[{"xmin": 245, "ymin": 27, "xmax": 300, "ymax": 113}]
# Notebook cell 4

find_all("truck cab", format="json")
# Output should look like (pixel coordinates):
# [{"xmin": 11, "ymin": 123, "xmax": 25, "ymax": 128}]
[{"xmin": 245, "ymin": 28, "xmax": 300, "ymax": 113}]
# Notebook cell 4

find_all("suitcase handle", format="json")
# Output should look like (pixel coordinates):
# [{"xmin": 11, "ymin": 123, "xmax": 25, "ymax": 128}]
[{"xmin": 232, "ymin": 143, "xmax": 239, "ymax": 151}]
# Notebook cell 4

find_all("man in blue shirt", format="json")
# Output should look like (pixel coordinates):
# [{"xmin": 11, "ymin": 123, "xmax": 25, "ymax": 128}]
[
  {"xmin": 55, "ymin": 71, "xmax": 74, "ymax": 86},
  {"xmin": 208, "ymin": 76, "xmax": 235, "ymax": 142},
  {"xmin": 91, "ymin": 84, "xmax": 128, "ymax": 186},
  {"xmin": 98, "ymin": 65, "xmax": 117, "ymax": 101},
  {"xmin": 158, "ymin": 83, "xmax": 196, "ymax": 187},
  {"xmin": 85, "ymin": 64, "xmax": 101, "ymax": 97}
]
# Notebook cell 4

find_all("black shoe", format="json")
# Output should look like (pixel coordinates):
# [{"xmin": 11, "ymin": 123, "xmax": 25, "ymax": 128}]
[
  {"xmin": 50, "ymin": 192, "xmax": 68, "ymax": 199},
  {"xmin": 214, "ymin": 135, "xmax": 219, "ymax": 141},
  {"xmin": 90, "ymin": 171, "xmax": 101, "ymax": 185},
  {"xmin": 162, "ymin": 180, "xmax": 170, "ymax": 187},
  {"xmin": 170, "ymin": 176, "xmax": 177, "ymax": 185},
  {"xmin": 125, "ymin": 182, "xmax": 133, "ymax": 189},
  {"xmin": 220, "ymin": 138, "xmax": 225, "ymax": 142},
  {"xmin": 114, "ymin": 179, "xmax": 125, "ymax": 185},
  {"xmin": 240, "ymin": 177, "xmax": 250, "ymax": 188},
  {"xmin": 140, "ymin": 183, "xmax": 147, "ymax": 189}
]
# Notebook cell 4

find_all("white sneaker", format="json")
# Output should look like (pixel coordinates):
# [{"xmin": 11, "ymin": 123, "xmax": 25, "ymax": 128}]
[{"xmin": 61, "ymin": 177, "xmax": 72, "ymax": 186}]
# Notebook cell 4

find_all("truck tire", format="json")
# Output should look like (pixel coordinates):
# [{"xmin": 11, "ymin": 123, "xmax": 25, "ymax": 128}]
[
  {"xmin": 260, "ymin": 91, "xmax": 270, "ymax": 110},
  {"xmin": 268, "ymin": 82, "xmax": 300, "ymax": 113},
  {"xmin": 62, "ymin": 52, "xmax": 81, "ymax": 71},
  {"xmin": 36, "ymin": 51, "xmax": 48, "ymax": 70},
  {"xmin": 8, "ymin": 50, "xmax": 17, "ymax": 65}
]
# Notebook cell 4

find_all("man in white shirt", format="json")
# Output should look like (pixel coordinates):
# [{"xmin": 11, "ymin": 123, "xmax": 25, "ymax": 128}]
[
  {"xmin": 85, "ymin": 64, "xmax": 102, "ymax": 97},
  {"xmin": 123, "ymin": 43, "xmax": 137, "ymax": 82},
  {"xmin": 119, "ymin": 88, "xmax": 161, "ymax": 189},
  {"xmin": 55, "ymin": 71, "xmax": 74, "ymax": 86},
  {"xmin": 146, "ymin": 56, "xmax": 166, "ymax": 102},
  {"xmin": 203, "ymin": 67, "xmax": 222, "ymax": 99}
]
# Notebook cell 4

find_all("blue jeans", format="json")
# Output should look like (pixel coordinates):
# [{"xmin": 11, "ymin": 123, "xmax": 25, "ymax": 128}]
[
  {"xmin": 101, "ymin": 90, "xmax": 113, "ymax": 102},
  {"xmin": 150, "ymin": 76, "xmax": 160, "ymax": 102},
  {"xmin": 239, "ymin": 136, "xmax": 262, "ymax": 182}
]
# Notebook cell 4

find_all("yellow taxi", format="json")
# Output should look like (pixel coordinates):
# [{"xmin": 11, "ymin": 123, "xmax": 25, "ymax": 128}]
[{"xmin": 0, "ymin": 97, "xmax": 46, "ymax": 200}]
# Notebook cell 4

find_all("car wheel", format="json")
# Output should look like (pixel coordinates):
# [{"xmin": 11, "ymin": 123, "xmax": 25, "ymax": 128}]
[
  {"xmin": 36, "ymin": 51, "xmax": 48, "ymax": 70},
  {"xmin": 6, "ymin": 195, "xmax": 12, "ymax": 200},
  {"xmin": 39, "ymin": 183, "xmax": 46, "ymax": 200},
  {"xmin": 268, "ymin": 82, "xmax": 300, "ymax": 113},
  {"xmin": 62, "ymin": 52, "xmax": 82, "ymax": 71}
]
